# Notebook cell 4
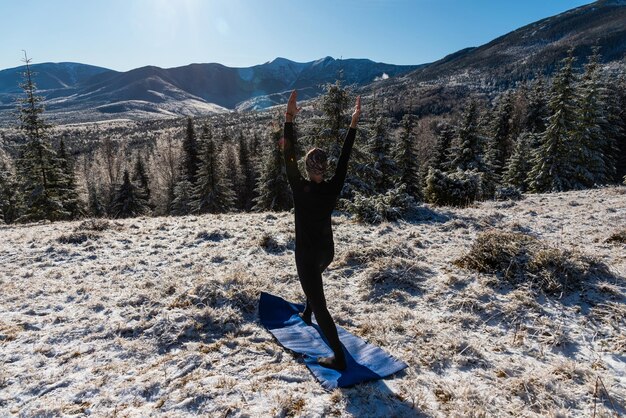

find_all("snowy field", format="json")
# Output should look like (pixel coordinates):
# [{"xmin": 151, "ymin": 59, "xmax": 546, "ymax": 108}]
[{"xmin": 1, "ymin": 187, "xmax": 625, "ymax": 417}]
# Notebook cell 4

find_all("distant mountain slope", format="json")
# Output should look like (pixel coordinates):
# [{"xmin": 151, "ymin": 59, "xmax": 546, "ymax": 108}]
[
  {"xmin": 358, "ymin": 0, "xmax": 626, "ymax": 119},
  {"xmin": 0, "ymin": 62, "xmax": 113, "ymax": 94},
  {"xmin": 406, "ymin": 0, "xmax": 626, "ymax": 84},
  {"xmin": 0, "ymin": 57, "xmax": 420, "ymax": 122}
]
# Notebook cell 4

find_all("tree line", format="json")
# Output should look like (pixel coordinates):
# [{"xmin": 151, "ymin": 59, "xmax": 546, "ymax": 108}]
[
  {"xmin": 0, "ymin": 49, "xmax": 625, "ymax": 225},
  {"xmin": 423, "ymin": 49, "xmax": 626, "ymax": 207}
]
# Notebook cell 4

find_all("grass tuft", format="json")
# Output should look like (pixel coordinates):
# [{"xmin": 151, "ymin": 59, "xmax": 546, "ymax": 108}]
[
  {"xmin": 605, "ymin": 228, "xmax": 626, "ymax": 244},
  {"xmin": 75, "ymin": 218, "xmax": 111, "ymax": 232},
  {"xmin": 454, "ymin": 230, "xmax": 616, "ymax": 295},
  {"xmin": 57, "ymin": 231, "xmax": 99, "ymax": 244}
]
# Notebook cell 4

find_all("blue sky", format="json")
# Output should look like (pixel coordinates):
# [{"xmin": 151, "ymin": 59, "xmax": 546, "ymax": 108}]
[{"xmin": 0, "ymin": 0, "xmax": 593, "ymax": 71}]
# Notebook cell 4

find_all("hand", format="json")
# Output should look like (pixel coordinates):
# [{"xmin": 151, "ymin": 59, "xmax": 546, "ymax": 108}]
[
  {"xmin": 350, "ymin": 95, "xmax": 361, "ymax": 128},
  {"xmin": 285, "ymin": 90, "xmax": 301, "ymax": 122}
]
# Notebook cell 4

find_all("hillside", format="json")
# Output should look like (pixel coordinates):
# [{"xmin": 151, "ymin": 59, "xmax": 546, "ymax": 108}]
[
  {"xmin": 1, "ymin": 187, "xmax": 624, "ymax": 416},
  {"xmin": 407, "ymin": 0, "xmax": 626, "ymax": 84},
  {"xmin": 364, "ymin": 0, "xmax": 626, "ymax": 117}
]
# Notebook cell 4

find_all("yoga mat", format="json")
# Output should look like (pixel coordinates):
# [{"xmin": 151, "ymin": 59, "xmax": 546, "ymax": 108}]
[{"xmin": 258, "ymin": 292, "xmax": 408, "ymax": 390}]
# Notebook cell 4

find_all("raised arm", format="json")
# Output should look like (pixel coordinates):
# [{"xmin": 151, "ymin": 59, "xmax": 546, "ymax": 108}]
[
  {"xmin": 330, "ymin": 96, "xmax": 361, "ymax": 194},
  {"xmin": 283, "ymin": 90, "xmax": 304, "ymax": 188}
]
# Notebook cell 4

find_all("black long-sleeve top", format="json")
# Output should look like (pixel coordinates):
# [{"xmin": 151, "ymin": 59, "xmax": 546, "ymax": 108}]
[{"xmin": 283, "ymin": 122, "xmax": 356, "ymax": 252}]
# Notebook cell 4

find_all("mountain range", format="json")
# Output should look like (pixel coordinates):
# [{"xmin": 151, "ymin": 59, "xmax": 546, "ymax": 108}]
[
  {"xmin": 0, "ymin": 0, "xmax": 625, "ymax": 123},
  {"xmin": 0, "ymin": 58, "xmax": 420, "ymax": 123}
]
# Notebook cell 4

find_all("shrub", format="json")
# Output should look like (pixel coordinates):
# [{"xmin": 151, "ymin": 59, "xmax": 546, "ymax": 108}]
[
  {"xmin": 340, "ymin": 183, "xmax": 415, "ymax": 224},
  {"xmin": 423, "ymin": 168, "xmax": 482, "ymax": 207},
  {"xmin": 494, "ymin": 186, "xmax": 523, "ymax": 201}
]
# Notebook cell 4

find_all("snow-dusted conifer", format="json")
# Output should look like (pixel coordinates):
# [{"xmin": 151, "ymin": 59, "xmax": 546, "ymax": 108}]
[
  {"xmin": 449, "ymin": 100, "xmax": 484, "ymax": 172},
  {"xmin": 57, "ymin": 139, "xmax": 85, "ymax": 219},
  {"xmin": 502, "ymin": 132, "xmax": 534, "ymax": 191},
  {"xmin": 481, "ymin": 137, "xmax": 501, "ymax": 199},
  {"xmin": 180, "ymin": 117, "xmax": 200, "ymax": 185},
  {"xmin": 617, "ymin": 72, "xmax": 626, "ymax": 181},
  {"xmin": 171, "ymin": 179, "xmax": 194, "ymax": 215},
  {"xmin": 573, "ymin": 48, "xmax": 608, "ymax": 187},
  {"xmin": 602, "ymin": 70, "xmax": 625, "ymax": 183},
  {"xmin": 528, "ymin": 53, "xmax": 578, "ymax": 193},
  {"xmin": 430, "ymin": 122, "xmax": 454, "ymax": 172},
  {"xmin": 0, "ymin": 159, "xmax": 20, "ymax": 223},
  {"xmin": 394, "ymin": 114, "xmax": 421, "ymax": 199},
  {"xmin": 192, "ymin": 125, "xmax": 235, "ymax": 213},
  {"xmin": 237, "ymin": 132, "xmax": 257, "ymax": 211},
  {"xmin": 110, "ymin": 169, "xmax": 150, "ymax": 218},
  {"xmin": 253, "ymin": 124, "xmax": 292, "ymax": 211},
  {"xmin": 369, "ymin": 116, "xmax": 398, "ymax": 193},
  {"xmin": 317, "ymin": 80, "xmax": 351, "ymax": 167},
  {"xmin": 87, "ymin": 181, "xmax": 106, "ymax": 218},
  {"xmin": 489, "ymin": 91, "xmax": 514, "ymax": 175},
  {"xmin": 525, "ymin": 77, "xmax": 549, "ymax": 135},
  {"xmin": 15, "ymin": 52, "xmax": 69, "ymax": 222},
  {"xmin": 132, "ymin": 152, "xmax": 151, "ymax": 203},
  {"xmin": 423, "ymin": 167, "xmax": 482, "ymax": 207}
]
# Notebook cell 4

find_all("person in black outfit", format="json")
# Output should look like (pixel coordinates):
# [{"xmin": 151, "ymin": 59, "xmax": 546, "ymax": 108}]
[{"xmin": 283, "ymin": 90, "xmax": 361, "ymax": 370}]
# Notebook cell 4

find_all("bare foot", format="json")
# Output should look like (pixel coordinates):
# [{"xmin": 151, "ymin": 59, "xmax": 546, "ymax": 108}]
[{"xmin": 317, "ymin": 355, "xmax": 346, "ymax": 371}]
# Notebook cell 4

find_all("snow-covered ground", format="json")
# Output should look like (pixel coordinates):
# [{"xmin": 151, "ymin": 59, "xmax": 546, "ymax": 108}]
[{"xmin": 1, "ymin": 187, "xmax": 625, "ymax": 417}]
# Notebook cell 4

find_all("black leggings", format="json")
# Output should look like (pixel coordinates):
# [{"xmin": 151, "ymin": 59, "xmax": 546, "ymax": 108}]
[{"xmin": 295, "ymin": 245, "xmax": 343, "ymax": 357}]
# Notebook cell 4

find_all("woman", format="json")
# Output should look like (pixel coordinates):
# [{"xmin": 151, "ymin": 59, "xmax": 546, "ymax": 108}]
[{"xmin": 283, "ymin": 90, "xmax": 361, "ymax": 370}]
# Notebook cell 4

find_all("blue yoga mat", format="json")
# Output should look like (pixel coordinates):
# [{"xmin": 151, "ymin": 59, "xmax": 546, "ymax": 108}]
[{"xmin": 258, "ymin": 292, "xmax": 408, "ymax": 390}]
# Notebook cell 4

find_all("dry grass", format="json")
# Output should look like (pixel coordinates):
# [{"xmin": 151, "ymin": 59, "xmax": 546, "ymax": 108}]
[
  {"xmin": 57, "ymin": 231, "xmax": 100, "ymax": 244},
  {"xmin": 1, "ymin": 188, "xmax": 624, "ymax": 417},
  {"xmin": 75, "ymin": 218, "xmax": 113, "ymax": 232},
  {"xmin": 454, "ymin": 230, "xmax": 617, "ymax": 295},
  {"xmin": 605, "ymin": 228, "xmax": 626, "ymax": 244}
]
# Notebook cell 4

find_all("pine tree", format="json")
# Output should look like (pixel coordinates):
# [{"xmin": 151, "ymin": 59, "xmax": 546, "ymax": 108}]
[
  {"xmin": 222, "ymin": 142, "xmax": 240, "ymax": 210},
  {"xmin": 57, "ymin": 139, "xmax": 85, "ymax": 219},
  {"xmin": 192, "ymin": 125, "xmax": 236, "ymax": 213},
  {"xmin": 318, "ymin": 81, "xmax": 351, "ymax": 166},
  {"xmin": 481, "ymin": 137, "xmax": 501, "ymax": 199},
  {"xmin": 527, "ymin": 53, "xmax": 578, "ymax": 193},
  {"xmin": 132, "ymin": 152, "xmax": 151, "ymax": 203},
  {"xmin": 449, "ymin": 100, "xmax": 485, "ymax": 172},
  {"xmin": 87, "ymin": 181, "xmax": 106, "ymax": 218},
  {"xmin": 502, "ymin": 132, "xmax": 535, "ymax": 191},
  {"xmin": 171, "ymin": 179, "xmax": 194, "ymax": 215},
  {"xmin": 369, "ymin": 116, "xmax": 398, "ymax": 193},
  {"xmin": 616, "ymin": 72, "xmax": 626, "ymax": 182},
  {"xmin": 15, "ymin": 52, "xmax": 68, "ymax": 222},
  {"xmin": 0, "ymin": 159, "xmax": 20, "ymax": 223},
  {"xmin": 180, "ymin": 117, "xmax": 200, "ymax": 185},
  {"xmin": 430, "ymin": 122, "xmax": 454, "ymax": 172},
  {"xmin": 237, "ymin": 132, "xmax": 256, "ymax": 211},
  {"xmin": 525, "ymin": 77, "xmax": 549, "ymax": 135},
  {"xmin": 603, "ymin": 70, "xmax": 626, "ymax": 183},
  {"xmin": 573, "ymin": 48, "xmax": 608, "ymax": 187},
  {"xmin": 253, "ymin": 124, "xmax": 293, "ymax": 211},
  {"xmin": 394, "ymin": 114, "xmax": 421, "ymax": 199},
  {"xmin": 110, "ymin": 169, "xmax": 150, "ymax": 218},
  {"xmin": 489, "ymin": 90, "xmax": 514, "ymax": 175}
]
